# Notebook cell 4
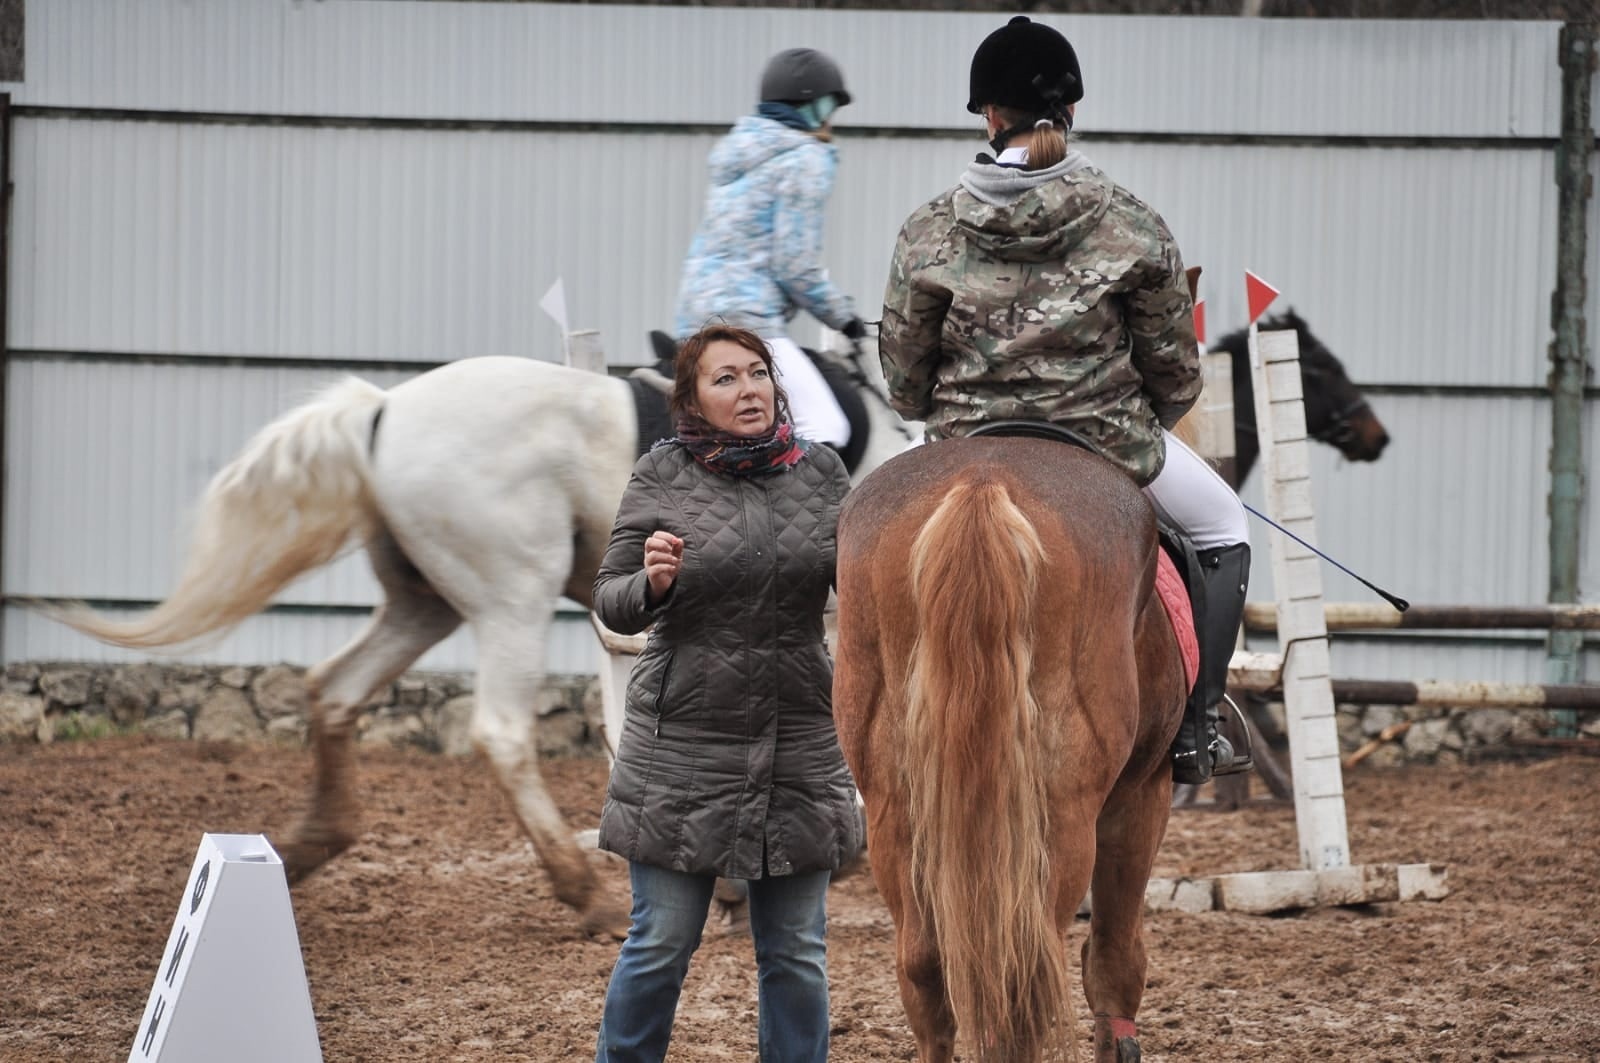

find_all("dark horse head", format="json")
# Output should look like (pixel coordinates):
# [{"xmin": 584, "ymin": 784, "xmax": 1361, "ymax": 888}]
[{"xmin": 1210, "ymin": 309, "xmax": 1390, "ymax": 487}]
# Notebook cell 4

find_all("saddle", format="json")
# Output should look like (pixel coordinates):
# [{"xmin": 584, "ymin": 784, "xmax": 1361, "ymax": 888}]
[
  {"xmin": 968, "ymin": 419, "xmax": 1202, "ymax": 690},
  {"xmin": 627, "ymin": 332, "xmax": 872, "ymax": 474}
]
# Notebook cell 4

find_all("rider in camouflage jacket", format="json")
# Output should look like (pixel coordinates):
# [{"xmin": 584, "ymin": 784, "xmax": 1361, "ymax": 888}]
[
  {"xmin": 880, "ymin": 158, "xmax": 1200, "ymax": 486},
  {"xmin": 881, "ymin": 15, "xmax": 1251, "ymax": 788}
]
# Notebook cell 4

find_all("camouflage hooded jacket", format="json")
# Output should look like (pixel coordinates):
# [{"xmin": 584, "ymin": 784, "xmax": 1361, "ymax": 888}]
[{"xmin": 880, "ymin": 153, "xmax": 1200, "ymax": 485}]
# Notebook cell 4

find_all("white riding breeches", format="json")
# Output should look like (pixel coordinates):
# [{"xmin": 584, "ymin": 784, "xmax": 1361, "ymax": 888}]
[
  {"xmin": 767, "ymin": 336, "xmax": 851, "ymax": 448},
  {"xmin": 1143, "ymin": 430, "xmax": 1250, "ymax": 551}
]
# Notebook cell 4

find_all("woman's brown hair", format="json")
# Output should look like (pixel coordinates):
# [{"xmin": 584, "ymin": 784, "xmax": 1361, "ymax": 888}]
[
  {"xmin": 991, "ymin": 106, "xmax": 1067, "ymax": 171},
  {"xmin": 670, "ymin": 323, "xmax": 793, "ymax": 425}
]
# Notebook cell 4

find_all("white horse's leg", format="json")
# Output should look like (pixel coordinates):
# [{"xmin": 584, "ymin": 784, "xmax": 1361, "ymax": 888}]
[
  {"xmin": 369, "ymin": 357, "xmax": 637, "ymax": 937},
  {"xmin": 472, "ymin": 618, "xmax": 631, "ymax": 940},
  {"xmin": 281, "ymin": 530, "xmax": 462, "ymax": 881}
]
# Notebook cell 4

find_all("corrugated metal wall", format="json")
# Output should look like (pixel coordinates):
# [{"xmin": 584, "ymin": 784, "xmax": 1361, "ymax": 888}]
[{"xmin": 1, "ymin": 0, "xmax": 1594, "ymax": 683}]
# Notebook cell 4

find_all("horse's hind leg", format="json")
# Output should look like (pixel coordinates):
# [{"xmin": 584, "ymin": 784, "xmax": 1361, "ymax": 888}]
[
  {"xmin": 897, "ymin": 920, "xmax": 957, "ymax": 1063},
  {"xmin": 473, "ymin": 621, "xmax": 631, "ymax": 941},
  {"xmin": 280, "ymin": 531, "xmax": 462, "ymax": 882},
  {"xmin": 1082, "ymin": 771, "xmax": 1173, "ymax": 1063},
  {"xmin": 867, "ymin": 805, "xmax": 956, "ymax": 1063}
]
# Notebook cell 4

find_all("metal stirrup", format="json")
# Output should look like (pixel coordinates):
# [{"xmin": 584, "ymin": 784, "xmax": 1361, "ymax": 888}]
[{"xmin": 1212, "ymin": 692, "xmax": 1255, "ymax": 776}]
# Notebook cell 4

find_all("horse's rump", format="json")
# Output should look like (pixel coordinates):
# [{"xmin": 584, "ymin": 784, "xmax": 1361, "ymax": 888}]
[{"xmin": 835, "ymin": 439, "xmax": 1185, "ymax": 1062}]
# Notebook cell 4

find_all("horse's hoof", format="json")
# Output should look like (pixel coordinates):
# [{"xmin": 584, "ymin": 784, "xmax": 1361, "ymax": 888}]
[
  {"xmin": 581, "ymin": 899, "xmax": 631, "ymax": 942},
  {"xmin": 1093, "ymin": 1036, "xmax": 1142, "ymax": 1063},
  {"xmin": 277, "ymin": 829, "xmax": 355, "ymax": 884},
  {"xmin": 713, "ymin": 876, "xmax": 749, "ymax": 907},
  {"xmin": 1093, "ymin": 1017, "xmax": 1140, "ymax": 1063}
]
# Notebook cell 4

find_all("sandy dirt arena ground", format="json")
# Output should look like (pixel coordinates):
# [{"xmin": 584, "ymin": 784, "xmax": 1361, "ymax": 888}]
[{"xmin": 2, "ymin": 735, "xmax": 1596, "ymax": 1062}]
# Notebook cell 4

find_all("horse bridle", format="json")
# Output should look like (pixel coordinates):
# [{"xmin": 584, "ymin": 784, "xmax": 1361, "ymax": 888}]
[
  {"xmin": 1299, "ymin": 355, "xmax": 1373, "ymax": 448},
  {"xmin": 1309, "ymin": 395, "xmax": 1372, "ymax": 447}
]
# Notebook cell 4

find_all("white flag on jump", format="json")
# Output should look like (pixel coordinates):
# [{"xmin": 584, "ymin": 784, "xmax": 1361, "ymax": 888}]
[{"xmin": 539, "ymin": 277, "xmax": 571, "ymax": 364}]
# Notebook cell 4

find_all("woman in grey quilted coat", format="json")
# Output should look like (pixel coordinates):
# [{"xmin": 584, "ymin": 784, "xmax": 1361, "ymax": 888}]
[{"xmin": 592, "ymin": 323, "xmax": 862, "ymax": 1063}]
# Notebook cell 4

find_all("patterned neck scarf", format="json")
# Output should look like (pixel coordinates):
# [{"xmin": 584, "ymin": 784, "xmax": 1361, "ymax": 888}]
[{"xmin": 668, "ymin": 414, "xmax": 809, "ymax": 477}]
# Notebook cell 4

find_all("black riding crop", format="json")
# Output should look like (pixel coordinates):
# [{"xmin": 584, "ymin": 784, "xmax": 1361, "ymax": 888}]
[{"xmin": 1244, "ymin": 503, "xmax": 1409, "ymax": 613}]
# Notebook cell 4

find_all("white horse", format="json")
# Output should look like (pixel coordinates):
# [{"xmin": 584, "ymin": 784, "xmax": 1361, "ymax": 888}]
[{"xmin": 47, "ymin": 342, "xmax": 913, "ymax": 939}]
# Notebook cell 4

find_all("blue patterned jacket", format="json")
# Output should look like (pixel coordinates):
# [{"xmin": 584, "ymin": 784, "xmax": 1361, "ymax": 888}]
[{"xmin": 674, "ymin": 116, "xmax": 856, "ymax": 340}]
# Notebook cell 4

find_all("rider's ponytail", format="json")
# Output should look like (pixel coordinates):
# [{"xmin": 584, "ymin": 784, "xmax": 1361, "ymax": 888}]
[
  {"xmin": 1023, "ymin": 119, "xmax": 1066, "ymax": 171},
  {"xmin": 991, "ymin": 106, "xmax": 1067, "ymax": 171}
]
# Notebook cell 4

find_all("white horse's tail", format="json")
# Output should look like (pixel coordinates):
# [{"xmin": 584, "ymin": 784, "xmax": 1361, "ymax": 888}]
[{"xmin": 46, "ymin": 376, "xmax": 388, "ymax": 650}]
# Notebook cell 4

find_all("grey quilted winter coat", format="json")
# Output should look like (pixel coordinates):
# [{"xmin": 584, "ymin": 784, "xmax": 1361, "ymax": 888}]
[{"xmin": 592, "ymin": 441, "xmax": 864, "ymax": 880}]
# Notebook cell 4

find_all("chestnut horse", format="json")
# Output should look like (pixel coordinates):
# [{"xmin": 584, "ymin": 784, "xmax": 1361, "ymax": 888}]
[{"xmin": 833, "ymin": 437, "xmax": 1187, "ymax": 1063}]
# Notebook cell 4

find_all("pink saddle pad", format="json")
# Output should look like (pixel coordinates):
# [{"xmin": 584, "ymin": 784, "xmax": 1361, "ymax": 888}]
[{"xmin": 1155, "ymin": 551, "xmax": 1199, "ymax": 693}]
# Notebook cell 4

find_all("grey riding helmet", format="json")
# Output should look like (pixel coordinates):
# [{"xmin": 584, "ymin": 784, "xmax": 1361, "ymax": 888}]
[{"xmin": 759, "ymin": 48, "xmax": 852, "ymax": 106}]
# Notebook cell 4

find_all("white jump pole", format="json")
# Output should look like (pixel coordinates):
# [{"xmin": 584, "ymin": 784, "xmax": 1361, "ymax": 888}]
[
  {"xmin": 1243, "ymin": 270, "xmax": 1351, "ymax": 872},
  {"xmin": 1135, "ymin": 274, "xmax": 1446, "ymax": 914}
]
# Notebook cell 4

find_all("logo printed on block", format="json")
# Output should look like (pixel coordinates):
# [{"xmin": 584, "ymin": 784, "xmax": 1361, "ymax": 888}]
[
  {"xmin": 189, "ymin": 862, "xmax": 208, "ymax": 915},
  {"xmin": 129, "ymin": 834, "xmax": 323, "ymax": 1063}
]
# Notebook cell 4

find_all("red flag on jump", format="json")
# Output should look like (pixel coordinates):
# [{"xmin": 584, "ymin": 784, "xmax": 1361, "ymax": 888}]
[
  {"xmin": 1193, "ymin": 299, "xmax": 1206, "ymax": 346},
  {"xmin": 1245, "ymin": 271, "xmax": 1280, "ymax": 325}
]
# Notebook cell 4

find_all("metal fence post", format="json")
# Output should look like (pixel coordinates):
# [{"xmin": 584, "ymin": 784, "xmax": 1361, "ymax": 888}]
[{"xmin": 1545, "ymin": 22, "xmax": 1596, "ymax": 736}]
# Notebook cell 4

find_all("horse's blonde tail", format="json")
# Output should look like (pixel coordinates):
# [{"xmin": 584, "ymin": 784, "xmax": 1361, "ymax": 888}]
[
  {"xmin": 904, "ymin": 478, "xmax": 1076, "ymax": 1062},
  {"xmin": 43, "ymin": 377, "xmax": 388, "ymax": 649}
]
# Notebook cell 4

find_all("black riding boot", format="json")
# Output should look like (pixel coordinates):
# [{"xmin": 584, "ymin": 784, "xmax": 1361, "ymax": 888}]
[{"xmin": 1171, "ymin": 542, "xmax": 1254, "ymax": 785}]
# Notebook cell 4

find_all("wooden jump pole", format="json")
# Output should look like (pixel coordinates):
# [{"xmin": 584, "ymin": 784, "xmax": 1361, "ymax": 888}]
[
  {"xmin": 1226, "ymin": 651, "xmax": 1600, "ymax": 708},
  {"xmin": 1245, "ymin": 602, "xmax": 1600, "ymax": 632}
]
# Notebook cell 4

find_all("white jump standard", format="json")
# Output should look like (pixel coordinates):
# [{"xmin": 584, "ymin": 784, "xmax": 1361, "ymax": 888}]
[{"xmin": 129, "ymin": 834, "xmax": 322, "ymax": 1063}]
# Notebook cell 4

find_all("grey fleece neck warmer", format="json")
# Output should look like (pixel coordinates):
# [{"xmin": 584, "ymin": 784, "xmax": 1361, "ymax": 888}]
[{"xmin": 959, "ymin": 148, "xmax": 1095, "ymax": 206}]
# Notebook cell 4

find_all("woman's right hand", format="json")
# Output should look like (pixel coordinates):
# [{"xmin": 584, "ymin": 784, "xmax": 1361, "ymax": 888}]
[{"xmin": 644, "ymin": 531, "xmax": 684, "ymax": 604}]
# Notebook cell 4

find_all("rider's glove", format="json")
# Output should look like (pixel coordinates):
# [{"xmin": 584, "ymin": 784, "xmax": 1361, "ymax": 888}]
[{"xmin": 841, "ymin": 318, "xmax": 868, "ymax": 342}]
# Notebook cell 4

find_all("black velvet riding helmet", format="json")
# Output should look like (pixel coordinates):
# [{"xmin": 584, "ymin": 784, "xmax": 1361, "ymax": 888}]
[{"xmin": 967, "ymin": 16, "xmax": 1083, "ymax": 120}]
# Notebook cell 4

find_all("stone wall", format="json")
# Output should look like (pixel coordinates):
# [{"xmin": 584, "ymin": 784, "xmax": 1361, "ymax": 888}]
[
  {"xmin": 0, "ymin": 662, "xmax": 607, "ymax": 758},
  {"xmin": 2, "ymin": 661, "xmax": 1594, "ymax": 764},
  {"xmin": 1258, "ymin": 698, "xmax": 1598, "ymax": 767}
]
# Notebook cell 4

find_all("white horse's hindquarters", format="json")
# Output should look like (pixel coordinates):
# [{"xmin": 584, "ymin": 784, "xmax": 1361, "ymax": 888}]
[{"xmin": 370, "ymin": 356, "xmax": 638, "ymax": 614}]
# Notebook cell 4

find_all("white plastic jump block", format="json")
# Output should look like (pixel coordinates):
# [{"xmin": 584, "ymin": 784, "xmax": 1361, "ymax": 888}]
[{"xmin": 129, "ymin": 834, "xmax": 322, "ymax": 1063}]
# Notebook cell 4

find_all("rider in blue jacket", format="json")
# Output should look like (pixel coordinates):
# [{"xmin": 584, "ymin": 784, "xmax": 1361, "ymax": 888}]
[{"xmin": 674, "ymin": 48, "xmax": 865, "ymax": 450}]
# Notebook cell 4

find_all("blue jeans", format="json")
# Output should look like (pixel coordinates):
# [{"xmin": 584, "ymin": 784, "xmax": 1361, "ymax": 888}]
[{"xmin": 595, "ymin": 862, "xmax": 831, "ymax": 1063}]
